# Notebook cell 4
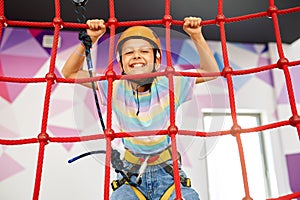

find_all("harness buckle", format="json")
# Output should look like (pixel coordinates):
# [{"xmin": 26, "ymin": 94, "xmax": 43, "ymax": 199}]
[
  {"xmin": 182, "ymin": 177, "xmax": 191, "ymax": 187},
  {"xmin": 111, "ymin": 179, "xmax": 125, "ymax": 191}
]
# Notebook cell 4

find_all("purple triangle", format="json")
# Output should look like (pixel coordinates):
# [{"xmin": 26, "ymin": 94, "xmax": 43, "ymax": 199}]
[
  {"xmin": 277, "ymin": 67, "xmax": 300, "ymax": 104},
  {"xmin": 1, "ymin": 38, "xmax": 49, "ymax": 58},
  {"xmin": 58, "ymin": 31, "xmax": 82, "ymax": 52},
  {"xmin": 31, "ymin": 29, "xmax": 54, "ymax": 55},
  {"xmin": 286, "ymin": 153, "xmax": 300, "ymax": 192},
  {"xmin": 1, "ymin": 28, "xmax": 32, "ymax": 51},
  {"xmin": 255, "ymin": 70, "xmax": 274, "ymax": 87},
  {"xmin": 257, "ymin": 55, "xmax": 271, "ymax": 66},
  {"xmin": 96, "ymin": 37, "xmax": 110, "ymax": 71}
]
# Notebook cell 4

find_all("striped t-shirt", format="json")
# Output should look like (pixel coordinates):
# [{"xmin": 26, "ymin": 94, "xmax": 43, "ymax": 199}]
[{"xmin": 97, "ymin": 76, "xmax": 195, "ymax": 154}]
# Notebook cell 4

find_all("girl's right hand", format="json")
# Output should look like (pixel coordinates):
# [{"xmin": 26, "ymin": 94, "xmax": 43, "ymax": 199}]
[{"xmin": 86, "ymin": 19, "xmax": 106, "ymax": 44}]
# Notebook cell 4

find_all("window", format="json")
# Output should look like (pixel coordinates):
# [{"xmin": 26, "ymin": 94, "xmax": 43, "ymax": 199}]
[{"xmin": 203, "ymin": 111, "xmax": 274, "ymax": 199}]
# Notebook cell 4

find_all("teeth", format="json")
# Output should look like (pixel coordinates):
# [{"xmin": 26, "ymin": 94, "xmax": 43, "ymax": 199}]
[{"xmin": 132, "ymin": 63, "xmax": 144, "ymax": 68}]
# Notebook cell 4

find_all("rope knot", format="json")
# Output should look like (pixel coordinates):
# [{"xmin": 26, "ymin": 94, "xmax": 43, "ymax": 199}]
[
  {"xmin": 230, "ymin": 124, "xmax": 242, "ymax": 136},
  {"xmin": 104, "ymin": 128, "xmax": 115, "ymax": 140},
  {"xmin": 45, "ymin": 72, "xmax": 57, "ymax": 84},
  {"xmin": 163, "ymin": 15, "xmax": 173, "ymax": 25},
  {"xmin": 276, "ymin": 57, "xmax": 289, "ymax": 69},
  {"xmin": 105, "ymin": 70, "xmax": 116, "ymax": 81},
  {"xmin": 53, "ymin": 17, "xmax": 63, "ymax": 29},
  {"xmin": 289, "ymin": 115, "xmax": 300, "ymax": 127},
  {"xmin": 168, "ymin": 125, "xmax": 178, "ymax": 136},
  {"xmin": 0, "ymin": 15, "xmax": 7, "ymax": 27},
  {"xmin": 38, "ymin": 132, "xmax": 49, "ymax": 144},
  {"xmin": 267, "ymin": 6, "xmax": 278, "ymax": 18},
  {"xmin": 215, "ymin": 14, "xmax": 226, "ymax": 26},
  {"xmin": 165, "ymin": 66, "xmax": 175, "ymax": 76},
  {"xmin": 107, "ymin": 17, "xmax": 118, "ymax": 27},
  {"xmin": 221, "ymin": 66, "xmax": 233, "ymax": 77}
]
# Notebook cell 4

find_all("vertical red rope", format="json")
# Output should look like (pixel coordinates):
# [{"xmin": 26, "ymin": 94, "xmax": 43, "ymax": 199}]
[
  {"xmin": 0, "ymin": 0, "xmax": 4, "ymax": 41},
  {"xmin": 217, "ymin": 1, "xmax": 238, "ymax": 124},
  {"xmin": 236, "ymin": 133, "xmax": 252, "ymax": 200},
  {"xmin": 33, "ymin": 141, "xmax": 47, "ymax": 200},
  {"xmin": 164, "ymin": 0, "xmax": 182, "ymax": 199},
  {"xmin": 33, "ymin": 0, "xmax": 62, "ymax": 199},
  {"xmin": 218, "ymin": 0, "xmax": 252, "ymax": 199},
  {"xmin": 268, "ymin": 0, "xmax": 300, "ymax": 139},
  {"xmin": 104, "ymin": 137, "xmax": 112, "ymax": 200},
  {"xmin": 102, "ymin": 0, "xmax": 117, "ymax": 199}
]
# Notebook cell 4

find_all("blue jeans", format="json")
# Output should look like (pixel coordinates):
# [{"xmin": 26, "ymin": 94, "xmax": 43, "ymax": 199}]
[{"xmin": 110, "ymin": 160, "xmax": 200, "ymax": 200}]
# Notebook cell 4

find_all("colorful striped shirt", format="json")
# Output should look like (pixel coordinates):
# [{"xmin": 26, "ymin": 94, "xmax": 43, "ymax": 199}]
[{"xmin": 97, "ymin": 76, "xmax": 195, "ymax": 154}]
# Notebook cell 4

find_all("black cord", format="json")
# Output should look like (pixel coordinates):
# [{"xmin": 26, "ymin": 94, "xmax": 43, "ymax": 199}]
[
  {"xmin": 76, "ymin": 5, "xmax": 106, "ymax": 132},
  {"xmin": 68, "ymin": 150, "xmax": 106, "ymax": 163},
  {"xmin": 68, "ymin": 1, "xmax": 107, "ymax": 164}
]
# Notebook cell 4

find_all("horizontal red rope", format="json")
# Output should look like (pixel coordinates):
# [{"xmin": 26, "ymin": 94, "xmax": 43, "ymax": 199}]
[
  {"xmin": 267, "ymin": 190, "xmax": 300, "ymax": 200},
  {"xmin": 0, "ymin": 119, "xmax": 291, "ymax": 145}
]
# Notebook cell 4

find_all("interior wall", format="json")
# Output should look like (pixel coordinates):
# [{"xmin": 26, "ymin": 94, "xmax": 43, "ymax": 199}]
[{"xmin": 268, "ymin": 38, "xmax": 300, "ymax": 196}]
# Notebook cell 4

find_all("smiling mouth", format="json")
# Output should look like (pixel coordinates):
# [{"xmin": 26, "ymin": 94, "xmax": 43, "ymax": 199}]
[{"xmin": 131, "ymin": 63, "xmax": 144, "ymax": 68}]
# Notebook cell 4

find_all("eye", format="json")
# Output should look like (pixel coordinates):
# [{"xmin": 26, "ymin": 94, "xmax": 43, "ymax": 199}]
[
  {"xmin": 124, "ymin": 50, "xmax": 133, "ymax": 55},
  {"xmin": 140, "ymin": 48, "xmax": 151, "ymax": 53}
]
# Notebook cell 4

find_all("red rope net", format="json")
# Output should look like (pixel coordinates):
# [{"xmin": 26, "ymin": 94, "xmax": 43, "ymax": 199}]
[{"xmin": 0, "ymin": 0, "xmax": 300, "ymax": 199}]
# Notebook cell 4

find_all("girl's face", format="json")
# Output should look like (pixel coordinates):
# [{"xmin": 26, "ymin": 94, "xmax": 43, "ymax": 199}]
[{"xmin": 120, "ymin": 39, "xmax": 160, "ymax": 75}]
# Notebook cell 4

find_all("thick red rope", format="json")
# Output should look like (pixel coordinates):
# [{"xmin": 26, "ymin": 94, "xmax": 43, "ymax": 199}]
[{"xmin": 0, "ymin": 0, "xmax": 300, "ymax": 199}]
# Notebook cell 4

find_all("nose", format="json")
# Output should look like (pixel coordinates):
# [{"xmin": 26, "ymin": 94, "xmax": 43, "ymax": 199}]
[{"xmin": 132, "ymin": 50, "xmax": 141, "ymax": 59}]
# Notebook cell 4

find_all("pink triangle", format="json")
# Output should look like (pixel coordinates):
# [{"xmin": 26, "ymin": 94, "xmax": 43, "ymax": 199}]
[
  {"xmin": 178, "ymin": 142, "xmax": 192, "ymax": 167},
  {"xmin": 0, "ymin": 81, "xmax": 10, "ymax": 102},
  {"xmin": 0, "ymin": 61, "xmax": 11, "ymax": 102},
  {"xmin": 0, "ymin": 125, "xmax": 19, "ymax": 138},
  {"xmin": 0, "ymin": 55, "xmax": 48, "ymax": 102},
  {"xmin": 48, "ymin": 126, "xmax": 81, "ymax": 151},
  {"xmin": 1, "ymin": 55, "xmax": 47, "ymax": 77},
  {"xmin": 49, "ymin": 99, "xmax": 73, "ymax": 117},
  {"xmin": 4, "ymin": 83, "xmax": 27, "ymax": 103},
  {"xmin": 0, "ymin": 153, "xmax": 24, "ymax": 181},
  {"xmin": 29, "ymin": 29, "xmax": 43, "ymax": 37},
  {"xmin": 195, "ymin": 94, "xmax": 229, "ymax": 108},
  {"xmin": 84, "ymin": 90, "xmax": 101, "ymax": 127},
  {"xmin": 84, "ymin": 90, "xmax": 98, "ymax": 117}
]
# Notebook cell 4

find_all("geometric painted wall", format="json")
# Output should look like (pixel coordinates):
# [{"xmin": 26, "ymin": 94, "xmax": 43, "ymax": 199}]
[{"xmin": 0, "ymin": 27, "xmax": 299, "ymax": 199}]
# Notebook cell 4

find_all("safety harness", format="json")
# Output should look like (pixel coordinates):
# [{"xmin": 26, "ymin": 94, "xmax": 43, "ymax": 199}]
[{"xmin": 111, "ymin": 147, "xmax": 191, "ymax": 200}]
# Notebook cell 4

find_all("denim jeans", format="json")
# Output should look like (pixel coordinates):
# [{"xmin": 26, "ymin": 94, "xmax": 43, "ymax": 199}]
[{"xmin": 110, "ymin": 160, "xmax": 200, "ymax": 200}]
